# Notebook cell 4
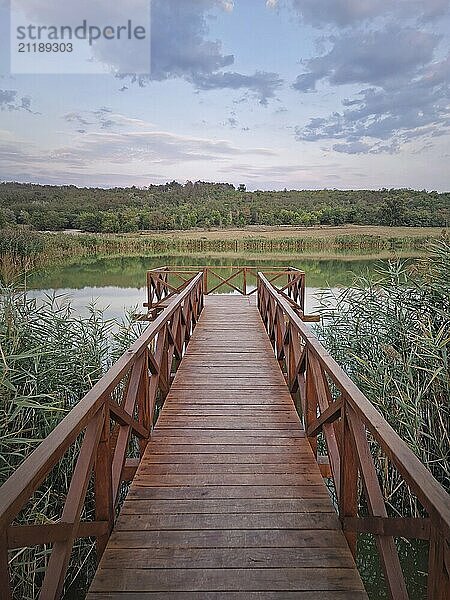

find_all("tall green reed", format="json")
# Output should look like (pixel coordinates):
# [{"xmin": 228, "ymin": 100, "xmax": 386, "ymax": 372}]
[
  {"xmin": 0, "ymin": 284, "xmax": 144, "ymax": 598},
  {"xmin": 316, "ymin": 240, "xmax": 449, "ymax": 515}
]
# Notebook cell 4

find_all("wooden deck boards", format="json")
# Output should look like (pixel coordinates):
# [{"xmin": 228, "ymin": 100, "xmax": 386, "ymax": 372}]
[{"xmin": 88, "ymin": 295, "xmax": 367, "ymax": 599}]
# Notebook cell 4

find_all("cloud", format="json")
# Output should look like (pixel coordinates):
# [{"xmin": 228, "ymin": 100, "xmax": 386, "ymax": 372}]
[
  {"xmin": 0, "ymin": 89, "xmax": 35, "ymax": 112},
  {"xmin": 63, "ymin": 109, "xmax": 150, "ymax": 131},
  {"xmin": 63, "ymin": 112, "xmax": 92, "ymax": 127},
  {"xmin": 333, "ymin": 141, "xmax": 376, "ymax": 154},
  {"xmin": 50, "ymin": 129, "xmax": 274, "ymax": 166},
  {"xmin": 286, "ymin": 0, "xmax": 449, "ymax": 27},
  {"xmin": 223, "ymin": 114, "xmax": 238, "ymax": 128},
  {"xmin": 13, "ymin": 0, "xmax": 282, "ymax": 104},
  {"xmin": 147, "ymin": 1, "xmax": 283, "ymax": 103},
  {"xmin": 292, "ymin": 16, "xmax": 449, "ymax": 155},
  {"xmin": 0, "ymin": 116, "xmax": 275, "ymax": 185},
  {"xmin": 192, "ymin": 70, "xmax": 284, "ymax": 105},
  {"xmin": 218, "ymin": 161, "xmax": 344, "ymax": 188},
  {"xmin": 149, "ymin": 0, "xmax": 233, "ymax": 80},
  {"xmin": 296, "ymin": 53, "xmax": 450, "ymax": 153},
  {"xmin": 293, "ymin": 28, "xmax": 439, "ymax": 92}
]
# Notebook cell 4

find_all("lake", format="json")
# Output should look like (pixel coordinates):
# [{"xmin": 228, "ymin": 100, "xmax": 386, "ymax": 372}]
[{"xmin": 27, "ymin": 253, "xmax": 391, "ymax": 319}]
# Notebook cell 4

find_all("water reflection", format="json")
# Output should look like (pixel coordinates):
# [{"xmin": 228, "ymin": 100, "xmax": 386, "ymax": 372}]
[
  {"xmin": 28, "ymin": 254, "xmax": 384, "ymax": 291},
  {"xmin": 28, "ymin": 284, "xmax": 336, "ymax": 320}
]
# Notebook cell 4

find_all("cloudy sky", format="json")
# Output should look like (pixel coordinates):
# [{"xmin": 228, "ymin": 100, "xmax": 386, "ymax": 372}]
[{"xmin": 0, "ymin": 0, "xmax": 449, "ymax": 190}]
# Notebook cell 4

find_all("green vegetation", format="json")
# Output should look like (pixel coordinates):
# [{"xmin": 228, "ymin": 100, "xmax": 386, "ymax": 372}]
[
  {"xmin": 0, "ymin": 285, "xmax": 143, "ymax": 598},
  {"xmin": 0, "ymin": 227, "xmax": 445, "ymax": 285},
  {"xmin": 1, "ymin": 181, "xmax": 448, "ymax": 232},
  {"xmin": 316, "ymin": 240, "xmax": 450, "ymax": 512}
]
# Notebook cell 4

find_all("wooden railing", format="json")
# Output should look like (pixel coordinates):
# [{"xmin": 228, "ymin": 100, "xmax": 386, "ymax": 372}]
[
  {"xmin": 257, "ymin": 272, "xmax": 450, "ymax": 600},
  {"xmin": 145, "ymin": 265, "xmax": 310, "ymax": 318},
  {"xmin": 0, "ymin": 273, "xmax": 204, "ymax": 600}
]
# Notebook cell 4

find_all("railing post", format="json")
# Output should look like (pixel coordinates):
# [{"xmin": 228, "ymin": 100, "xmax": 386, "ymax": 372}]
[
  {"xmin": 139, "ymin": 346, "xmax": 151, "ymax": 452},
  {"xmin": 428, "ymin": 526, "xmax": 449, "ymax": 600},
  {"xmin": 339, "ymin": 398, "xmax": 358, "ymax": 558},
  {"xmin": 0, "ymin": 529, "xmax": 11, "ymax": 600},
  {"xmin": 146, "ymin": 270, "xmax": 152, "ymax": 308},
  {"xmin": 203, "ymin": 267, "xmax": 208, "ymax": 295},
  {"xmin": 164, "ymin": 269, "xmax": 169, "ymax": 298},
  {"xmin": 243, "ymin": 267, "xmax": 247, "ymax": 295},
  {"xmin": 300, "ymin": 273, "xmax": 306, "ymax": 311},
  {"xmin": 305, "ymin": 349, "xmax": 318, "ymax": 457},
  {"xmin": 95, "ymin": 403, "xmax": 114, "ymax": 559}
]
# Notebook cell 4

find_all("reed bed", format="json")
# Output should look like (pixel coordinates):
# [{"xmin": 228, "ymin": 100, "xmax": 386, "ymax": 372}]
[
  {"xmin": 316, "ymin": 240, "xmax": 450, "ymax": 514},
  {"xmin": 0, "ymin": 284, "xmax": 144, "ymax": 599},
  {"xmin": 0, "ymin": 228, "xmax": 439, "ymax": 284}
]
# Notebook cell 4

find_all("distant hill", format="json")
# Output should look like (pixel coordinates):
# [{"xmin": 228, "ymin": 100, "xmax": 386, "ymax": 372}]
[{"xmin": 0, "ymin": 181, "xmax": 448, "ymax": 232}]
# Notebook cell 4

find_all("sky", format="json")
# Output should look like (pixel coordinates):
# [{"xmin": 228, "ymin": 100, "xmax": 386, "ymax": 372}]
[{"xmin": 0, "ymin": 0, "xmax": 449, "ymax": 191}]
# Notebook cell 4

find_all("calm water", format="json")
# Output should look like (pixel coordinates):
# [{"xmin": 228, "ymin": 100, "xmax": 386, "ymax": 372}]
[
  {"xmin": 27, "ymin": 254, "xmax": 387, "ymax": 318},
  {"xmin": 28, "ymin": 253, "xmax": 428, "ymax": 599}
]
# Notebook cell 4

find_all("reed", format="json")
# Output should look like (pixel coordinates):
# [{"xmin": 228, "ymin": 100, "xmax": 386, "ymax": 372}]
[
  {"xmin": 0, "ymin": 228, "xmax": 441, "ymax": 284},
  {"xmin": 316, "ymin": 239, "xmax": 450, "ymax": 514},
  {"xmin": 0, "ymin": 284, "xmax": 144, "ymax": 598}
]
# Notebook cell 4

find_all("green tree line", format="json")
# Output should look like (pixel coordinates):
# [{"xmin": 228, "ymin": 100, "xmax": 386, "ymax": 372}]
[{"xmin": 0, "ymin": 181, "xmax": 448, "ymax": 232}]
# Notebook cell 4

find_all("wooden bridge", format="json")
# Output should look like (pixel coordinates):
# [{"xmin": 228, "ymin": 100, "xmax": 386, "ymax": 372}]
[{"xmin": 0, "ymin": 267, "xmax": 448, "ymax": 599}]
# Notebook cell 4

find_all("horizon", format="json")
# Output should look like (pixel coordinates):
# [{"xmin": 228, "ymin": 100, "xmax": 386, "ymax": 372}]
[{"xmin": 1, "ymin": 180, "xmax": 449, "ymax": 194}]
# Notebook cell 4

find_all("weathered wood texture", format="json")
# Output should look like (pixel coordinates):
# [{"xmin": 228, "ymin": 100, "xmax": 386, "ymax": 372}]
[{"xmin": 88, "ymin": 296, "xmax": 366, "ymax": 599}]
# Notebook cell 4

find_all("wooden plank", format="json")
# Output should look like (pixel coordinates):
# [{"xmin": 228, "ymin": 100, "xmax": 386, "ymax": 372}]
[
  {"xmin": 107, "ymin": 528, "xmax": 349, "ymax": 549},
  {"xmin": 88, "ymin": 592, "xmax": 368, "ymax": 600},
  {"xmin": 161, "ymin": 407, "xmax": 297, "ymax": 415},
  {"xmin": 88, "ymin": 295, "xmax": 366, "ymax": 599},
  {"xmin": 141, "ymin": 444, "xmax": 310, "ymax": 453},
  {"xmin": 127, "ymin": 485, "xmax": 329, "ymax": 500},
  {"xmin": 101, "ymin": 546, "xmax": 355, "ymax": 569},
  {"xmin": 114, "ymin": 513, "xmax": 340, "ymax": 531},
  {"xmin": 90, "ymin": 568, "xmax": 365, "ymax": 593},
  {"xmin": 165, "ymin": 398, "xmax": 293, "ymax": 405},
  {"xmin": 121, "ymin": 498, "xmax": 334, "ymax": 514},
  {"xmin": 156, "ymin": 419, "xmax": 301, "ymax": 430},
  {"xmin": 157, "ymin": 413, "xmax": 300, "ymax": 423},
  {"xmin": 136, "ymin": 463, "xmax": 321, "ymax": 475},
  {"xmin": 343, "ymin": 516, "xmax": 431, "ymax": 540},
  {"xmin": 149, "ymin": 430, "xmax": 306, "ymax": 439},
  {"xmin": 7, "ymin": 521, "xmax": 109, "ymax": 550},
  {"xmin": 141, "ymin": 452, "xmax": 317, "ymax": 463},
  {"xmin": 132, "ymin": 473, "xmax": 324, "ymax": 486}
]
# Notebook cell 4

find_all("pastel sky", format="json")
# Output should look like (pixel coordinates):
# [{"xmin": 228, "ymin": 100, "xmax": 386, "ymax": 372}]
[{"xmin": 0, "ymin": 0, "xmax": 449, "ymax": 190}]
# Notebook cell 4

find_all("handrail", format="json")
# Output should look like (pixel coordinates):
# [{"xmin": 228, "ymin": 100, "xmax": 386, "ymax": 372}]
[
  {"xmin": 0, "ymin": 272, "xmax": 204, "ymax": 599},
  {"xmin": 257, "ymin": 272, "xmax": 449, "ymax": 600},
  {"xmin": 145, "ymin": 265, "xmax": 309, "ymax": 316}
]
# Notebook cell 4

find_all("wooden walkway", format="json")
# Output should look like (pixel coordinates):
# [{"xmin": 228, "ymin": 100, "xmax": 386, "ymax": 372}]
[{"xmin": 87, "ymin": 295, "xmax": 367, "ymax": 599}]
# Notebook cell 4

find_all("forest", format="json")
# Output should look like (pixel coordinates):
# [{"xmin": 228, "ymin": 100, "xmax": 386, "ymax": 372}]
[{"xmin": 0, "ymin": 181, "xmax": 448, "ymax": 232}]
